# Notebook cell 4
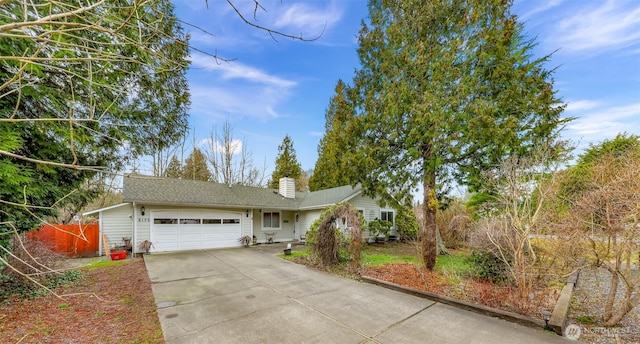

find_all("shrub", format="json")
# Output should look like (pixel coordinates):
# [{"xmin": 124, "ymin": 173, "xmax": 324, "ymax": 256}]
[
  {"xmin": 1, "ymin": 235, "xmax": 83, "ymax": 302},
  {"xmin": 396, "ymin": 207, "xmax": 419, "ymax": 241},
  {"xmin": 308, "ymin": 203, "xmax": 363, "ymax": 270},
  {"xmin": 368, "ymin": 219, "xmax": 392, "ymax": 239},
  {"xmin": 467, "ymin": 250, "xmax": 511, "ymax": 285},
  {"xmin": 436, "ymin": 200, "xmax": 472, "ymax": 249}
]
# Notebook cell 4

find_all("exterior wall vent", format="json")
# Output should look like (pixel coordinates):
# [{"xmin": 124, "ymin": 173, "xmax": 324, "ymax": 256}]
[{"xmin": 279, "ymin": 177, "xmax": 295, "ymax": 199}]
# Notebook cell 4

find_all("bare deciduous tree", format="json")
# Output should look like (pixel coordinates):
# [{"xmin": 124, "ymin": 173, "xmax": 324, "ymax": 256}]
[
  {"xmin": 206, "ymin": 119, "xmax": 268, "ymax": 187},
  {"xmin": 471, "ymin": 144, "xmax": 567, "ymax": 298},
  {"xmin": 561, "ymin": 150, "xmax": 640, "ymax": 326}
]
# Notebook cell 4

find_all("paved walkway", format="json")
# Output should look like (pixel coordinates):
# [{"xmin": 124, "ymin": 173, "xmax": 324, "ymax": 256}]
[{"xmin": 144, "ymin": 244, "xmax": 569, "ymax": 343}]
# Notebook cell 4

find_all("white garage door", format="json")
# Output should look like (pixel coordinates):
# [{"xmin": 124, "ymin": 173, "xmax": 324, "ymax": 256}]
[{"xmin": 150, "ymin": 210, "xmax": 242, "ymax": 252}]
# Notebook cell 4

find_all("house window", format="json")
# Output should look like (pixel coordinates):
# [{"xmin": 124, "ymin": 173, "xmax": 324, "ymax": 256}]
[
  {"xmin": 203, "ymin": 219, "xmax": 222, "ymax": 224},
  {"xmin": 223, "ymin": 219, "xmax": 240, "ymax": 224},
  {"xmin": 180, "ymin": 218, "xmax": 201, "ymax": 224},
  {"xmin": 381, "ymin": 210, "xmax": 395, "ymax": 228},
  {"xmin": 263, "ymin": 212, "xmax": 280, "ymax": 229}
]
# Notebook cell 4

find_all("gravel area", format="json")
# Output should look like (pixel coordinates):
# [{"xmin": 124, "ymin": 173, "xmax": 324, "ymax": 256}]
[{"xmin": 569, "ymin": 267, "xmax": 640, "ymax": 344}]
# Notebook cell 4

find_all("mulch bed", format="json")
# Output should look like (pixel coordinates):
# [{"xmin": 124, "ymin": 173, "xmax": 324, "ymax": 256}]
[
  {"xmin": 362, "ymin": 263, "xmax": 448, "ymax": 294},
  {"xmin": 0, "ymin": 259, "xmax": 163, "ymax": 344},
  {"xmin": 362, "ymin": 263, "xmax": 558, "ymax": 319}
]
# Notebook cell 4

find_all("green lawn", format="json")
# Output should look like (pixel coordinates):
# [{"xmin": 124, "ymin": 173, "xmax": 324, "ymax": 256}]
[
  {"xmin": 361, "ymin": 251, "xmax": 417, "ymax": 266},
  {"xmin": 281, "ymin": 249, "xmax": 311, "ymax": 260},
  {"xmin": 435, "ymin": 250, "xmax": 473, "ymax": 275},
  {"xmin": 281, "ymin": 242, "xmax": 472, "ymax": 277}
]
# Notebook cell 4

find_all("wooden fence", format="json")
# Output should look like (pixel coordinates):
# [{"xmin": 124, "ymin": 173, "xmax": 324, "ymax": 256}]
[{"xmin": 28, "ymin": 223, "xmax": 99, "ymax": 257}]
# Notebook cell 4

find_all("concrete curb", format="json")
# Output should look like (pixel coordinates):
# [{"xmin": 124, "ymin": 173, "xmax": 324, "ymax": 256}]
[{"xmin": 361, "ymin": 276, "xmax": 546, "ymax": 330}]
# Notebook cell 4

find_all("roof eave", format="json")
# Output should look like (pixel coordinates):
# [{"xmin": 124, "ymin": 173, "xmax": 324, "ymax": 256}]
[
  {"xmin": 122, "ymin": 199, "xmax": 299, "ymax": 211},
  {"xmin": 82, "ymin": 203, "xmax": 131, "ymax": 216},
  {"xmin": 341, "ymin": 189, "xmax": 363, "ymax": 203}
]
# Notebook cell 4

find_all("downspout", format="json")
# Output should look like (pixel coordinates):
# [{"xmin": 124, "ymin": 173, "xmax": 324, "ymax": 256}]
[
  {"xmin": 132, "ymin": 202, "xmax": 137, "ymax": 256},
  {"xmin": 98, "ymin": 211, "xmax": 103, "ymax": 256},
  {"xmin": 249, "ymin": 209, "xmax": 254, "ymax": 240}
]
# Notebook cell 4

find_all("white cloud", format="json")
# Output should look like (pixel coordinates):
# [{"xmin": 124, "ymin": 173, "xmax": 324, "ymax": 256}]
[
  {"xmin": 189, "ymin": 53, "xmax": 297, "ymax": 88},
  {"xmin": 187, "ymin": 52, "xmax": 299, "ymax": 123},
  {"xmin": 565, "ymin": 100, "xmax": 600, "ymax": 112},
  {"xmin": 566, "ymin": 102, "xmax": 640, "ymax": 144},
  {"xmin": 588, "ymin": 103, "xmax": 640, "ymax": 121},
  {"xmin": 518, "ymin": 0, "xmax": 564, "ymax": 21},
  {"xmin": 189, "ymin": 82, "xmax": 291, "ymax": 123},
  {"xmin": 199, "ymin": 137, "xmax": 244, "ymax": 155},
  {"xmin": 273, "ymin": 2, "xmax": 343, "ymax": 35},
  {"xmin": 552, "ymin": 0, "xmax": 640, "ymax": 53}
]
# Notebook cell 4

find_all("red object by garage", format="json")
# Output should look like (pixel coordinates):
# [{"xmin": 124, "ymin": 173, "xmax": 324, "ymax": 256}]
[{"xmin": 110, "ymin": 251, "xmax": 127, "ymax": 260}]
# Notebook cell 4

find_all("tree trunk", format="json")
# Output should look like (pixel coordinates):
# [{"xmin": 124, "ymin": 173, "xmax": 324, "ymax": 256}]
[
  {"xmin": 603, "ymin": 269, "xmax": 619, "ymax": 322},
  {"xmin": 422, "ymin": 169, "xmax": 438, "ymax": 271},
  {"xmin": 604, "ymin": 286, "xmax": 638, "ymax": 327}
]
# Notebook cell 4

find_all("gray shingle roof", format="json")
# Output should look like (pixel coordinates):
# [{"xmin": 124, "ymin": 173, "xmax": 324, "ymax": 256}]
[
  {"xmin": 122, "ymin": 175, "xmax": 362, "ymax": 210},
  {"xmin": 298, "ymin": 184, "xmax": 362, "ymax": 209}
]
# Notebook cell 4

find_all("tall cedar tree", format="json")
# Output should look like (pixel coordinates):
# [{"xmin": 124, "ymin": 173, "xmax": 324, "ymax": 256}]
[
  {"xmin": 164, "ymin": 155, "xmax": 183, "ymax": 178},
  {"xmin": 353, "ymin": 0, "xmax": 566, "ymax": 270},
  {"xmin": 182, "ymin": 148, "xmax": 211, "ymax": 181},
  {"xmin": 309, "ymin": 80, "xmax": 360, "ymax": 191},
  {"xmin": 0, "ymin": 0, "xmax": 189, "ymax": 233},
  {"xmin": 269, "ymin": 135, "xmax": 303, "ymax": 190}
]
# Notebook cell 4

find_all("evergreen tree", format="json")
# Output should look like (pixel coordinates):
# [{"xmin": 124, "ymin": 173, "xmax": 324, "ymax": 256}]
[
  {"xmin": 309, "ymin": 80, "xmax": 360, "ymax": 191},
  {"xmin": 0, "ymin": 0, "xmax": 189, "ymax": 233},
  {"xmin": 164, "ymin": 155, "xmax": 183, "ymax": 178},
  {"xmin": 269, "ymin": 135, "xmax": 302, "ymax": 189},
  {"xmin": 353, "ymin": 0, "xmax": 566, "ymax": 270},
  {"xmin": 182, "ymin": 148, "xmax": 211, "ymax": 181}
]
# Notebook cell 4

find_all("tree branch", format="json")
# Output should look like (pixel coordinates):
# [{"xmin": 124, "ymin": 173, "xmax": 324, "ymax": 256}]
[{"xmin": 225, "ymin": 0, "xmax": 324, "ymax": 42}]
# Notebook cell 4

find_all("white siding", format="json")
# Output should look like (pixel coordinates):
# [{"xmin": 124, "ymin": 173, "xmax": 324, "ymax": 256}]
[
  {"xmin": 348, "ymin": 195, "xmax": 379, "ymax": 223},
  {"xmin": 297, "ymin": 195, "xmax": 390, "ymax": 240},
  {"xmin": 253, "ymin": 209, "xmax": 295, "ymax": 243},
  {"xmin": 297, "ymin": 210, "xmax": 321, "ymax": 240},
  {"xmin": 100, "ymin": 204, "xmax": 134, "ymax": 255},
  {"xmin": 349, "ymin": 195, "xmax": 399, "ymax": 238}
]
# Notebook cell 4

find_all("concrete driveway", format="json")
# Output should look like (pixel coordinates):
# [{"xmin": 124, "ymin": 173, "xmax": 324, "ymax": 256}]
[{"xmin": 144, "ymin": 244, "xmax": 568, "ymax": 344}]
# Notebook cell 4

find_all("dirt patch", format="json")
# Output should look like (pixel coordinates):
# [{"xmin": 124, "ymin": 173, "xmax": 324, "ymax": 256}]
[{"xmin": 0, "ymin": 258, "xmax": 163, "ymax": 343}]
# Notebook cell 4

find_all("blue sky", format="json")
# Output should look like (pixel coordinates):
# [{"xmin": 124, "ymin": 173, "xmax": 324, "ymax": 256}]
[{"xmin": 165, "ymin": 0, "xmax": 640, "ymax": 177}]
